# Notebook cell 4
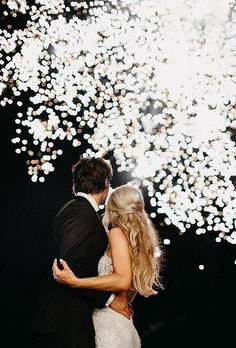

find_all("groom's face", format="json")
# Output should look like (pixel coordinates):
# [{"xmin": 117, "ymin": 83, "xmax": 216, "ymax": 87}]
[{"xmin": 99, "ymin": 180, "xmax": 111, "ymax": 204}]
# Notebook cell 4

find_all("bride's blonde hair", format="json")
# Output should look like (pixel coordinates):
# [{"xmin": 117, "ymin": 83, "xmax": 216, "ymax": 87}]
[{"xmin": 102, "ymin": 185, "xmax": 162, "ymax": 297}]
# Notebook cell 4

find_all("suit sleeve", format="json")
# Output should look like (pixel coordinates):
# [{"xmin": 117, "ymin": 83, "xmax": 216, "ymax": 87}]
[{"xmin": 53, "ymin": 203, "xmax": 112, "ymax": 309}]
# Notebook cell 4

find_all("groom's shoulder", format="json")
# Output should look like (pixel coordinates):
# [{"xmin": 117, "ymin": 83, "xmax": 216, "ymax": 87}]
[{"xmin": 55, "ymin": 196, "xmax": 94, "ymax": 218}]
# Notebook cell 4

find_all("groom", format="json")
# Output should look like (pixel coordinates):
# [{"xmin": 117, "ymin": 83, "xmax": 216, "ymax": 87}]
[{"xmin": 31, "ymin": 156, "xmax": 131, "ymax": 348}]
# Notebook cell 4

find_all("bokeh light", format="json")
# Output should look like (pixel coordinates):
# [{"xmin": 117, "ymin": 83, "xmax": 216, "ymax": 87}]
[{"xmin": 1, "ymin": 0, "xmax": 236, "ymax": 242}]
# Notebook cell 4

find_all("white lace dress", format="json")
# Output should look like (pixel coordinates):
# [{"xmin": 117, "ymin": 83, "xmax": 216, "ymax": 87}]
[{"xmin": 92, "ymin": 252, "xmax": 141, "ymax": 348}]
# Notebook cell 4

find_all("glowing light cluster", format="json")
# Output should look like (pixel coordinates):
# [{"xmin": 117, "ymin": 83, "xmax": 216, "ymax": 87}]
[{"xmin": 1, "ymin": 0, "xmax": 236, "ymax": 242}]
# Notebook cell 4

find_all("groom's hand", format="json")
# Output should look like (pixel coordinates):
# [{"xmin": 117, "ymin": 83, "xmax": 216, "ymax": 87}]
[{"xmin": 109, "ymin": 291, "xmax": 132, "ymax": 320}]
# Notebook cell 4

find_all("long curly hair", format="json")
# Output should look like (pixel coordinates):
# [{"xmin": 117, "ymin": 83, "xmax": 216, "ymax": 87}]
[{"xmin": 102, "ymin": 185, "xmax": 163, "ymax": 297}]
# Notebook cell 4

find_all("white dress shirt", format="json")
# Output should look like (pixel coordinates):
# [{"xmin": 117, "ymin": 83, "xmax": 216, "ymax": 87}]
[{"xmin": 76, "ymin": 192, "xmax": 115, "ymax": 307}]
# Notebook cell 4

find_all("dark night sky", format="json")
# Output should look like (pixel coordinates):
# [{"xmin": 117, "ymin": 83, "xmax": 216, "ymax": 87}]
[{"xmin": 1, "ymin": 101, "xmax": 236, "ymax": 348}]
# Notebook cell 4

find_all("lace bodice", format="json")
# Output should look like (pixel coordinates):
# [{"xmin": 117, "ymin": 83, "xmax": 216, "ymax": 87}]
[
  {"xmin": 93, "ymin": 247, "xmax": 141, "ymax": 347},
  {"xmin": 97, "ymin": 252, "xmax": 113, "ymax": 276}
]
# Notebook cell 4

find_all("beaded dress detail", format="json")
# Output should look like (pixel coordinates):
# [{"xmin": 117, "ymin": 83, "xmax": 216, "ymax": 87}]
[{"xmin": 92, "ymin": 251, "xmax": 141, "ymax": 348}]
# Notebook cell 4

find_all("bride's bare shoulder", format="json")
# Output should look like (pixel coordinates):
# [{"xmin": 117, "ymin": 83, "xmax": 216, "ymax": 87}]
[{"xmin": 109, "ymin": 227, "xmax": 123, "ymax": 235}]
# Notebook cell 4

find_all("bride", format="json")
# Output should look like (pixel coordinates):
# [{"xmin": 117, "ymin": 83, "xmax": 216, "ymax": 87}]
[{"xmin": 52, "ymin": 184, "xmax": 162, "ymax": 348}]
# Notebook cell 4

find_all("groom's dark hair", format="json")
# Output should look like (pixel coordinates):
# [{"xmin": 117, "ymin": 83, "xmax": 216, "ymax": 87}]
[{"xmin": 72, "ymin": 156, "xmax": 113, "ymax": 194}]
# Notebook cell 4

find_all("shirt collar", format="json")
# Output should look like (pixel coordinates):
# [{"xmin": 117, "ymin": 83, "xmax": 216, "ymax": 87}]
[{"xmin": 75, "ymin": 192, "xmax": 99, "ymax": 212}]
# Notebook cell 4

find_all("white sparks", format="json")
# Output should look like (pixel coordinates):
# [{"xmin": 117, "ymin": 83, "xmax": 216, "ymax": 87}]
[{"xmin": 1, "ymin": 0, "xmax": 236, "ymax": 242}]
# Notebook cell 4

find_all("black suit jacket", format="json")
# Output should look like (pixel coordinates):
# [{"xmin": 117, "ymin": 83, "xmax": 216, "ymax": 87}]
[{"xmin": 31, "ymin": 196, "xmax": 112, "ymax": 334}]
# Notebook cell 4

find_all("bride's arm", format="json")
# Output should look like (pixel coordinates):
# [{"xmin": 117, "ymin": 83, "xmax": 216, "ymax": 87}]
[{"xmin": 52, "ymin": 227, "xmax": 132, "ymax": 292}]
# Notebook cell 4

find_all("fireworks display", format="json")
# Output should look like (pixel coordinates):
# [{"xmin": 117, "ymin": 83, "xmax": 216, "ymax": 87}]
[{"xmin": 1, "ymin": 0, "xmax": 236, "ymax": 243}]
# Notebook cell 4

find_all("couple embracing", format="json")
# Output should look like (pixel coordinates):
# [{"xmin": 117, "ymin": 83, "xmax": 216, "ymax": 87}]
[{"xmin": 31, "ymin": 156, "xmax": 162, "ymax": 348}]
